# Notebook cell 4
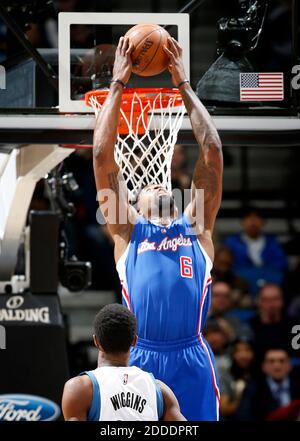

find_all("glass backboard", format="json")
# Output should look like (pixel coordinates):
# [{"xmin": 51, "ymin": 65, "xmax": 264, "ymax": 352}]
[{"xmin": 58, "ymin": 13, "xmax": 190, "ymax": 113}]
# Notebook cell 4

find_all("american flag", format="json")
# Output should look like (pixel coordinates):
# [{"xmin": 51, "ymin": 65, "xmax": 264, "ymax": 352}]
[{"xmin": 240, "ymin": 72, "xmax": 284, "ymax": 101}]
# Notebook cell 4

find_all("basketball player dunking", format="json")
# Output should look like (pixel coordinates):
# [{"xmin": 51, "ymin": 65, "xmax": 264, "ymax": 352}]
[
  {"xmin": 62, "ymin": 304, "xmax": 185, "ymax": 421},
  {"xmin": 93, "ymin": 36, "xmax": 223, "ymax": 420}
]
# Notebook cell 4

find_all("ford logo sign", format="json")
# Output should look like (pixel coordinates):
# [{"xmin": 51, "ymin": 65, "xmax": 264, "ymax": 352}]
[{"xmin": 0, "ymin": 394, "xmax": 60, "ymax": 421}]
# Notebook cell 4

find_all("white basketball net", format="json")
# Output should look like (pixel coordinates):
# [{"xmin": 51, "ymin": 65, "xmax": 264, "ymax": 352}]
[{"xmin": 89, "ymin": 90, "xmax": 185, "ymax": 201}]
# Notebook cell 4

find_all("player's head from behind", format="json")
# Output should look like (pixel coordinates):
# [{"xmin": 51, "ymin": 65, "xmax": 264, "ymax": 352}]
[
  {"xmin": 93, "ymin": 304, "xmax": 137, "ymax": 357},
  {"xmin": 136, "ymin": 184, "xmax": 178, "ymax": 222}
]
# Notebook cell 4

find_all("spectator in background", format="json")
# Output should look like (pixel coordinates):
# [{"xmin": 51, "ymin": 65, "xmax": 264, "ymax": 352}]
[
  {"xmin": 236, "ymin": 348, "xmax": 300, "ymax": 421},
  {"xmin": 209, "ymin": 281, "xmax": 252, "ymax": 342},
  {"xmin": 219, "ymin": 338, "xmax": 256, "ymax": 420},
  {"xmin": 249, "ymin": 284, "xmax": 295, "ymax": 361},
  {"xmin": 231, "ymin": 339, "xmax": 256, "ymax": 383},
  {"xmin": 224, "ymin": 207, "xmax": 288, "ymax": 295},
  {"xmin": 212, "ymin": 246, "xmax": 251, "ymax": 307},
  {"xmin": 204, "ymin": 320, "xmax": 232, "ymax": 373}
]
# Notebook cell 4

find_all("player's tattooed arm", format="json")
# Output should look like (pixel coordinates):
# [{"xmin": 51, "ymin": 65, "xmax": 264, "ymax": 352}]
[
  {"xmin": 180, "ymin": 84, "xmax": 223, "ymax": 234},
  {"xmin": 93, "ymin": 37, "xmax": 137, "ymax": 258},
  {"xmin": 164, "ymin": 37, "xmax": 223, "ymax": 236},
  {"xmin": 107, "ymin": 170, "xmax": 121, "ymax": 195},
  {"xmin": 93, "ymin": 158, "xmax": 137, "ymax": 260}
]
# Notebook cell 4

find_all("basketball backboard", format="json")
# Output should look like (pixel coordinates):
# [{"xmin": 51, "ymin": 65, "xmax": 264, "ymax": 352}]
[{"xmin": 58, "ymin": 12, "xmax": 190, "ymax": 113}]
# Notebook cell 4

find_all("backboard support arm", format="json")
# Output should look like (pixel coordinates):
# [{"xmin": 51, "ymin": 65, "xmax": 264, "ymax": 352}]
[{"xmin": 0, "ymin": 145, "xmax": 73, "ymax": 284}]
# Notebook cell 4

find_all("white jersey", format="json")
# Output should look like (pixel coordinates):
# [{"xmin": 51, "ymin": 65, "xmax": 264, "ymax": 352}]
[{"xmin": 82, "ymin": 366, "xmax": 163, "ymax": 421}]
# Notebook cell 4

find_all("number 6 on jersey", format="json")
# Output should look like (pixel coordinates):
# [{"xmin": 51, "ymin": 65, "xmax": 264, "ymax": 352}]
[{"xmin": 180, "ymin": 256, "xmax": 193, "ymax": 278}]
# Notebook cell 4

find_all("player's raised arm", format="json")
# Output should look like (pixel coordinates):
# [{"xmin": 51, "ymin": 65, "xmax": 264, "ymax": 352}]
[
  {"xmin": 93, "ymin": 36, "xmax": 137, "ymax": 260},
  {"xmin": 164, "ymin": 38, "xmax": 223, "ymax": 236},
  {"xmin": 62, "ymin": 376, "xmax": 93, "ymax": 421},
  {"xmin": 157, "ymin": 380, "xmax": 186, "ymax": 421}
]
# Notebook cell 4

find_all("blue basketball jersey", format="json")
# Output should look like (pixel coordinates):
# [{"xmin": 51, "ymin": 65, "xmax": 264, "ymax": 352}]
[
  {"xmin": 116, "ymin": 214, "xmax": 213, "ymax": 341},
  {"xmin": 116, "ymin": 213, "xmax": 220, "ymax": 420}
]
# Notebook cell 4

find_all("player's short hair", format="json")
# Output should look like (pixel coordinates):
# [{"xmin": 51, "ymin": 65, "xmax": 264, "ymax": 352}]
[{"xmin": 94, "ymin": 304, "xmax": 137, "ymax": 354}]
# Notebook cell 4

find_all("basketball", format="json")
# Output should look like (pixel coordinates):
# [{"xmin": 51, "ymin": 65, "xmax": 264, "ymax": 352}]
[{"xmin": 125, "ymin": 23, "xmax": 170, "ymax": 77}]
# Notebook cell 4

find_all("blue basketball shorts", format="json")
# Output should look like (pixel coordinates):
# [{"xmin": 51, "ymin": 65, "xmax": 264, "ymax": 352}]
[{"xmin": 129, "ymin": 334, "xmax": 220, "ymax": 421}]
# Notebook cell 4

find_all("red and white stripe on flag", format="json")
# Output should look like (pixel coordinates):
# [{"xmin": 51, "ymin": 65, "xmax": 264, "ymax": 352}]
[{"xmin": 240, "ymin": 72, "xmax": 284, "ymax": 101}]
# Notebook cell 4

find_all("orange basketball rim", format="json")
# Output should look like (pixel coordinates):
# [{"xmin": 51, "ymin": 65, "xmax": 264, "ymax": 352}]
[{"xmin": 85, "ymin": 87, "xmax": 183, "ymax": 135}]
